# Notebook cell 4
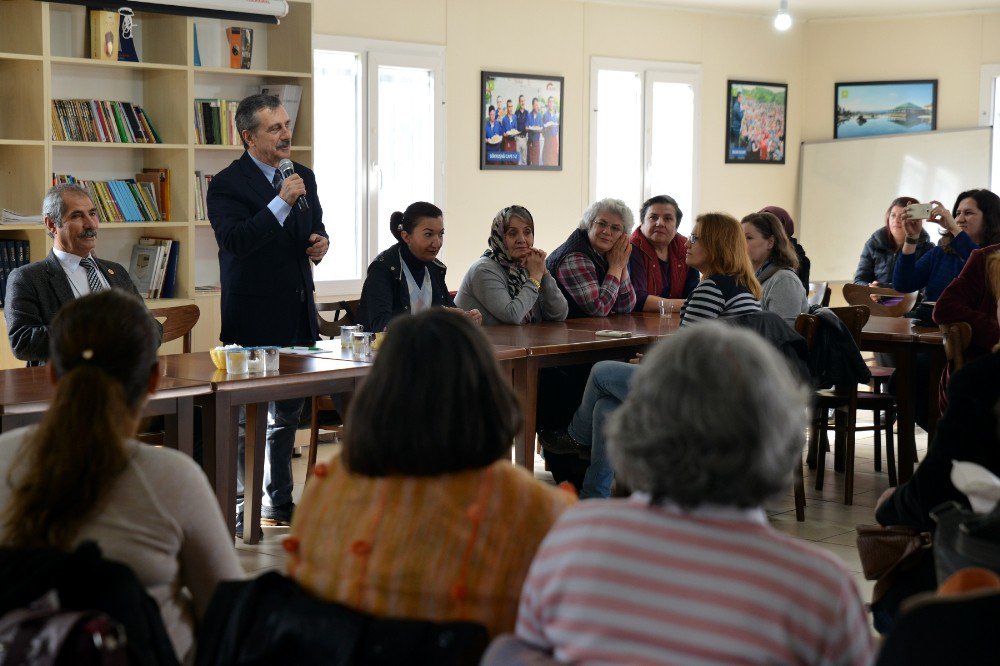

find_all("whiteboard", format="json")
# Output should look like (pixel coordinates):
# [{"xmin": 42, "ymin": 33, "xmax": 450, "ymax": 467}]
[{"xmin": 798, "ymin": 128, "xmax": 992, "ymax": 281}]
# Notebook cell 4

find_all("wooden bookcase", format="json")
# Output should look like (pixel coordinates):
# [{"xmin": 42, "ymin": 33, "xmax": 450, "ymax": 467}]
[{"xmin": 0, "ymin": 0, "xmax": 313, "ymax": 368}]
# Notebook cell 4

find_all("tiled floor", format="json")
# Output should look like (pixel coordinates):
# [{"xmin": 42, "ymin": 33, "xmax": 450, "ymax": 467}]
[{"xmin": 236, "ymin": 420, "xmax": 926, "ymax": 628}]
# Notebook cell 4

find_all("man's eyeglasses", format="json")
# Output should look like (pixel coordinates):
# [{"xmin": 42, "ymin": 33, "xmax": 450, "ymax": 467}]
[{"xmin": 594, "ymin": 220, "xmax": 625, "ymax": 235}]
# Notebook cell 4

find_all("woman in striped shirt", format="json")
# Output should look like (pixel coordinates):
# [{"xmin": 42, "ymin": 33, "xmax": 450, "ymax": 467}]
[{"xmin": 681, "ymin": 212, "xmax": 762, "ymax": 326}]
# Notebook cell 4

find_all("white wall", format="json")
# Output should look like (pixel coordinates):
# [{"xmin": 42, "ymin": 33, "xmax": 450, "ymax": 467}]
[{"xmin": 314, "ymin": 1, "xmax": 1000, "ymax": 283}]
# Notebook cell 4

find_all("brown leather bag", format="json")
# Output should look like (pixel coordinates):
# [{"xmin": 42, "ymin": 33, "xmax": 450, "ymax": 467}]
[{"xmin": 856, "ymin": 524, "xmax": 932, "ymax": 603}]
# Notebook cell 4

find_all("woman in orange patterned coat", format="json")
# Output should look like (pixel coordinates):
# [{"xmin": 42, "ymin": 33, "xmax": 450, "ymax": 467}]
[{"xmin": 286, "ymin": 308, "xmax": 575, "ymax": 637}]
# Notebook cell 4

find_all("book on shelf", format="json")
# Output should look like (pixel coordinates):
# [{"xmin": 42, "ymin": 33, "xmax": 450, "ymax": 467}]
[
  {"xmin": 128, "ymin": 236, "xmax": 179, "ymax": 299},
  {"xmin": 259, "ymin": 84, "xmax": 302, "ymax": 134},
  {"xmin": 140, "ymin": 168, "xmax": 171, "ymax": 221},
  {"xmin": 194, "ymin": 99, "xmax": 241, "ymax": 145},
  {"xmin": 53, "ymin": 174, "xmax": 162, "ymax": 223},
  {"xmin": 89, "ymin": 10, "xmax": 120, "ymax": 61},
  {"xmin": 0, "ymin": 240, "xmax": 31, "ymax": 307},
  {"xmin": 1, "ymin": 210, "xmax": 43, "ymax": 225},
  {"xmin": 193, "ymin": 171, "xmax": 213, "ymax": 221},
  {"xmin": 227, "ymin": 27, "xmax": 253, "ymax": 69},
  {"xmin": 51, "ymin": 100, "xmax": 161, "ymax": 144}
]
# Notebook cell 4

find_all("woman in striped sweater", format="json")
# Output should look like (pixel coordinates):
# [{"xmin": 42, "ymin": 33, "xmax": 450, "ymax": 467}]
[{"xmin": 681, "ymin": 212, "xmax": 763, "ymax": 326}]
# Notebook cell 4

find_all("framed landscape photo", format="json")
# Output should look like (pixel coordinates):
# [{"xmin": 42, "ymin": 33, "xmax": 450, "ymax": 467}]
[
  {"xmin": 834, "ymin": 80, "xmax": 937, "ymax": 139},
  {"xmin": 725, "ymin": 80, "xmax": 787, "ymax": 164},
  {"xmin": 481, "ymin": 71, "xmax": 563, "ymax": 170}
]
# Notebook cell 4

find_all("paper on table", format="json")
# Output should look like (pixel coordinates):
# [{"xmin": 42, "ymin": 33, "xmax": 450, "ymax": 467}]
[{"xmin": 279, "ymin": 346, "xmax": 335, "ymax": 355}]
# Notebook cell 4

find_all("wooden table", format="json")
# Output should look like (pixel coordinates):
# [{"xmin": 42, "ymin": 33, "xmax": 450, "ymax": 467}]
[
  {"xmin": 0, "ymin": 365, "xmax": 210, "ymax": 456},
  {"xmin": 859, "ymin": 317, "xmax": 945, "ymax": 483},
  {"xmin": 158, "ymin": 352, "xmax": 371, "ymax": 543}
]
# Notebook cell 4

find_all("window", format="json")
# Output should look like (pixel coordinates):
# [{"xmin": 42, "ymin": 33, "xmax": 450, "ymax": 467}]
[
  {"xmin": 980, "ymin": 64, "xmax": 1000, "ymax": 192},
  {"xmin": 313, "ymin": 37, "xmax": 444, "ymax": 295},
  {"xmin": 590, "ymin": 58, "xmax": 699, "ymax": 235}
]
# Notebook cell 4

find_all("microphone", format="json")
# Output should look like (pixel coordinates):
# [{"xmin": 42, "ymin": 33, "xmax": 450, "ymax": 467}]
[{"xmin": 277, "ymin": 158, "xmax": 309, "ymax": 211}]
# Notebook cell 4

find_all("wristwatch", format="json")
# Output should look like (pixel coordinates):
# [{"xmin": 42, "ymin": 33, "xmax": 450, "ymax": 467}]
[{"xmin": 904, "ymin": 236, "xmax": 921, "ymax": 245}]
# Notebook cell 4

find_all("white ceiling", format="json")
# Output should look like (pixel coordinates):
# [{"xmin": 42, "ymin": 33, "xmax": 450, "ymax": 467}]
[{"xmin": 604, "ymin": 0, "xmax": 1000, "ymax": 20}]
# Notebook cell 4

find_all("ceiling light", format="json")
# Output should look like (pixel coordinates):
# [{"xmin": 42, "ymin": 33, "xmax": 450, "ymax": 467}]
[{"xmin": 774, "ymin": 0, "xmax": 792, "ymax": 31}]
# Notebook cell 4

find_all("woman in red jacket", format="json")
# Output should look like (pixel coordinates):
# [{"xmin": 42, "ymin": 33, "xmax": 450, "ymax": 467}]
[{"xmin": 627, "ymin": 195, "xmax": 699, "ymax": 312}]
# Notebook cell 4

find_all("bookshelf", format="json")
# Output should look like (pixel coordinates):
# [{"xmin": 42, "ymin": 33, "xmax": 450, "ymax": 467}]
[{"xmin": 0, "ymin": 0, "xmax": 314, "ymax": 368}]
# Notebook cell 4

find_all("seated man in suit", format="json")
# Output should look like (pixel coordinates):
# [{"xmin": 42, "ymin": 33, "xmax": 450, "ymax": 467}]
[{"xmin": 4, "ymin": 183, "xmax": 161, "ymax": 366}]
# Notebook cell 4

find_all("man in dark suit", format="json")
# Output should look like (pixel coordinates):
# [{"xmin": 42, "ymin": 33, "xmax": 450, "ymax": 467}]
[
  {"xmin": 207, "ymin": 93, "xmax": 329, "ymax": 538},
  {"xmin": 4, "ymin": 183, "xmax": 161, "ymax": 366}
]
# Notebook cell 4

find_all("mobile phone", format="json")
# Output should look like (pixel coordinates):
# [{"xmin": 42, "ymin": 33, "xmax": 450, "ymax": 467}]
[
  {"xmin": 906, "ymin": 203, "xmax": 934, "ymax": 220},
  {"xmin": 595, "ymin": 330, "xmax": 632, "ymax": 338}
]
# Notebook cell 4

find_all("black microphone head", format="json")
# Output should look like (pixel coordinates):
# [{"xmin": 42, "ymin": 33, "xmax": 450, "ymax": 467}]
[{"xmin": 278, "ymin": 158, "xmax": 295, "ymax": 178}]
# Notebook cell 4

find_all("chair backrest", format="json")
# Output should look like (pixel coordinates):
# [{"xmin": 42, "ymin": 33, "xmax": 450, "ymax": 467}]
[
  {"xmin": 794, "ymin": 313, "xmax": 820, "ymax": 351},
  {"xmin": 940, "ymin": 322, "xmax": 973, "ymax": 372},
  {"xmin": 150, "ymin": 304, "xmax": 200, "ymax": 353},
  {"xmin": 316, "ymin": 302, "xmax": 347, "ymax": 339},
  {"xmin": 828, "ymin": 305, "xmax": 871, "ymax": 346},
  {"xmin": 807, "ymin": 281, "xmax": 831, "ymax": 308},
  {"xmin": 842, "ymin": 283, "xmax": 918, "ymax": 317}
]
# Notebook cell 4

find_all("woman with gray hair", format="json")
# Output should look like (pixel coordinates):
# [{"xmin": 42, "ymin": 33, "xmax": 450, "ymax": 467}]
[
  {"xmin": 545, "ymin": 198, "xmax": 636, "ymax": 317},
  {"xmin": 513, "ymin": 323, "xmax": 873, "ymax": 665},
  {"xmin": 455, "ymin": 205, "xmax": 568, "ymax": 325}
]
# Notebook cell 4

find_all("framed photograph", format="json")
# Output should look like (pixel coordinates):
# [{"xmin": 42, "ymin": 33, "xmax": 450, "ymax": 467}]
[
  {"xmin": 834, "ymin": 80, "xmax": 937, "ymax": 139},
  {"xmin": 481, "ymin": 71, "xmax": 563, "ymax": 170},
  {"xmin": 725, "ymin": 80, "xmax": 787, "ymax": 165}
]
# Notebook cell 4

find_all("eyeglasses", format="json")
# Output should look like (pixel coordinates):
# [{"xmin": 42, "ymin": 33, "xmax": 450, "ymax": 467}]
[
  {"xmin": 689, "ymin": 233, "xmax": 699, "ymax": 244},
  {"xmin": 594, "ymin": 220, "xmax": 625, "ymax": 235}
]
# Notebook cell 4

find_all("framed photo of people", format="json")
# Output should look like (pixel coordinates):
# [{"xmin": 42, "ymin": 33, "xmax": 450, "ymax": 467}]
[
  {"xmin": 834, "ymin": 80, "xmax": 937, "ymax": 139},
  {"xmin": 481, "ymin": 71, "xmax": 563, "ymax": 171},
  {"xmin": 725, "ymin": 80, "xmax": 788, "ymax": 165}
]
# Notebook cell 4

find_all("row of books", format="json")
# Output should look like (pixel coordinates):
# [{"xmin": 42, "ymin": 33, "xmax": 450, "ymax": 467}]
[
  {"xmin": 194, "ymin": 99, "xmax": 241, "ymax": 145},
  {"xmin": 54, "ymin": 174, "xmax": 162, "ymax": 223},
  {"xmin": 128, "ymin": 237, "xmax": 179, "ymax": 299},
  {"xmin": 51, "ymin": 99, "xmax": 161, "ymax": 144},
  {"xmin": 0, "ymin": 240, "xmax": 31, "ymax": 306},
  {"xmin": 193, "ymin": 171, "xmax": 214, "ymax": 221}
]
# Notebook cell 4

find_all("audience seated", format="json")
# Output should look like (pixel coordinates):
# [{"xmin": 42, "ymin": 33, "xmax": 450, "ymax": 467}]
[
  {"xmin": 503, "ymin": 323, "xmax": 873, "ymax": 665},
  {"xmin": 934, "ymin": 244, "xmax": 1000, "ymax": 359},
  {"xmin": 546, "ymin": 198, "xmax": 637, "ymax": 317},
  {"xmin": 741, "ymin": 211, "xmax": 809, "ymax": 327},
  {"xmin": 455, "ymin": 205, "xmax": 568, "ymax": 325},
  {"xmin": 285, "ymin": 309, "xmax": 575, "ymax": 637},
  {"xmin": 854, "ymin": 195, "xmax": 933, "ymax": 288},
  {"xmin": 894, "ymin": 189, "xmax": 1000, "ymax": 301},
  {"xmin": 872, "ymin": 305, "xmax": 1000, "ymax": 632},
  {"xmin": 357, "ymin": 201, "xmax": 481, "ymax": 332},
  {"xmin": 0, "ymin": 290, "xmax": 242, "ymax": 664},
  {"xmin": 628, "ymin": 194, "xmax": 699, "ymax": 312},
  {"xmin": 540, "ymin": 211, "xmax": 763, "ymax": 498},
  {"xmin": 760, "ymin": 204, "xmax": 810, "ymax": 289}
]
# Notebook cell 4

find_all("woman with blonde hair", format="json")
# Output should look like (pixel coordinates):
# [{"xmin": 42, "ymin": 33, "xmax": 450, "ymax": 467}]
[{"xmin": 681, "ymin": 212, "xmax": 762, "ymax": 326}]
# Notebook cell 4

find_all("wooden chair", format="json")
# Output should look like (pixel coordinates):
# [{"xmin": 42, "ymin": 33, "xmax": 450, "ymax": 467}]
[
  {"xmin": 151, "ymin": 304, "xmax": 200, "ymax": 352},
  {"xmin": 807, "ymin": 281, "xmax": 831, "ymax": 308},
  {"xmin": 307, "ymin": 299, "xmax": 361, "ymax": 477},
  {"xmin": 810, "ymin": 306, "xmax": 898, "ymax": 504},
  {"xmin": 842, "ymin": 283, "xmax": 918, "ymax": 318},
  {"xmin": 793, "ymin": 313, "xmax": 820, "ymax": 522},
  {"xmin": 940, "ymin": 322, "xmax": 973, "ymax": 373}
]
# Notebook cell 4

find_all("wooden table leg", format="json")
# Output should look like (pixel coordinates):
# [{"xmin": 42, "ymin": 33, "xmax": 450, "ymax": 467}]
[
  {"xmin": 893, "ymin": 346, "xmax": 917, "ymax": 483},
  {"xmin": 926, "ymin": 347, "xmax": 945, "ymax": 444},
  {"xmin": 512, "ymin": 357, "xmax": 538, "ymax": 472},
  {"xmin": 203, "ymin": 393, "xmax": 238, "ymax": 538},
  {"xmin": 243, "ymin": 401, "xmax": 268, "ymax": 545}
]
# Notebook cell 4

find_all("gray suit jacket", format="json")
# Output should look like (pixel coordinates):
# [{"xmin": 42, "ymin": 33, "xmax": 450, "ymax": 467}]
[{"xmin": 4, "ymin": 251, "xmax": 162, "ymax": 365}]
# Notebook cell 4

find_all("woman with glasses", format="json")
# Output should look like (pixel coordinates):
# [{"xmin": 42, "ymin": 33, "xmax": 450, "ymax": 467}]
[
  {"xmin": 628, "ymin": 195, "xmax": 699, "ymax": 312},
  {"xmin": 545, "ymin": 198, "xmax": 636, "ymax": 318},
  {"xmin": 455, "ymin": 205, "xmax": 568, "ymax": 325}
]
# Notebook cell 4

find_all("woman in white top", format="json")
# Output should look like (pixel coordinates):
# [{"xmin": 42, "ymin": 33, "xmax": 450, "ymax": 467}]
[
  {"xmin": 0, "ymin": 290, "xmax": 242, "ymax": 664},
  {"xmin": 741, "ymin": 211, "xmax": 809, "ymax": 327}
]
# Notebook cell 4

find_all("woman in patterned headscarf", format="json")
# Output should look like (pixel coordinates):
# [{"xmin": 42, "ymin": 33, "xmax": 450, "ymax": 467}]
[{"xmin": 456, "ymin": 205, "xmax": 568, "ymax": 325}]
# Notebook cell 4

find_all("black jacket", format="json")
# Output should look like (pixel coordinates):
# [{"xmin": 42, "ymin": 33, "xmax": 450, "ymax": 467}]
[
  {"xmin": 357, "ymin": 243, "xmax": 455, "ymax": 333},
  {"xmin": 791, "ymin": 238, "xmax": 810, "ymax": 291},
  {"xmin": 726, "ymin": 310, "xmax": 810, "ymax": 382},
  {"xmin": 807, "ymin": 306, "xmax": 872, "ymax": 389},
  {"xmin": 854, "ymin": 228, "xmax": 933, "ymax": 288}
]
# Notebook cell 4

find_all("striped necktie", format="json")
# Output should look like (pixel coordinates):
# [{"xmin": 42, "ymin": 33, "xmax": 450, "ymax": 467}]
[
  {"xmin": 79, "ymin": 257, "xmax": 104, "ymax": 293},
  {"xmin": 271, "ymin": 170, "xmax": 282, "ymax": 191}
]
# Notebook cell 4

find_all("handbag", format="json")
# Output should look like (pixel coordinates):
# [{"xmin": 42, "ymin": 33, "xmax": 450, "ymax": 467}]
[
  {"xmin": 856, "ymin": 524, "xmax": 932, "ymax": 604},
  {"xmin": 931, "ymin": 501, "xmax": 1000, "ymax": 584}
]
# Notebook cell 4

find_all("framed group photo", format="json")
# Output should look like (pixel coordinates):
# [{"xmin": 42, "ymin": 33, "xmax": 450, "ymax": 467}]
[
  {"xmin": 834, "ymin": 80, "xmax": 937, "ymax": 139},
  {"xmin": 481, "ymin": 71, "xmax": 563, "ymax": 170},
  {"xmin": 725, "ymin": 80, "xmax": 788, "ymax": 165}
]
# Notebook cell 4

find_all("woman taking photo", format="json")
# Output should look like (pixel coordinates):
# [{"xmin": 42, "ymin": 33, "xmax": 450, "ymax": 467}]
[
  {"xmin": 357, "ymin": 201, "xmax": 481, "ymax": 332},
  {"xmin": 628, "ymin": 194, "xmax": 699, "ymax": 312},
  {"xmin": 286, "ymin": 309, "xmax": 574, "ymax": 638},
  {"xmin": 894, "ymin": 189, "xmax": 1000, "ymax": 301},
  {"xmin": 681, "ymin": 212, "xmax": 762, "ymax": 326},
  {"xmin": 546, "ymin": 198, "xmax": 636, "ymax": 318},
  {"xmin": 854, "ymin": 195, "xmax": 933, "ymax": 288},
  {"xmin": 455, "ymin": 205, "xmax": 568, "ymax": 325},
  {"xmin": 741, "ymin": 211, "xmax": 808, "ymax": 327},
  {"xmin": 0, "ymin": 291, "xmax": 241, "ymax": 664}
]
